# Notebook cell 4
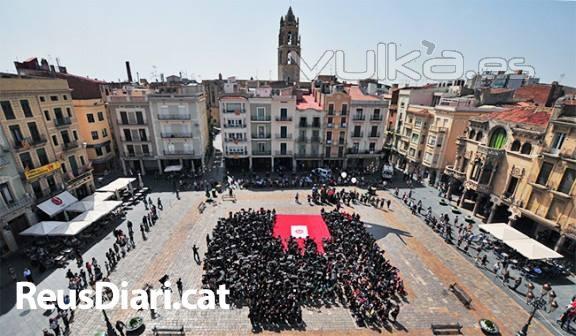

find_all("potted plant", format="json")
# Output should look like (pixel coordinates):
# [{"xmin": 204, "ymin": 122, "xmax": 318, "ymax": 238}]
[
  {"xmin": 439, "ymin": 199, "xmax": 448, "ymax": 206},
  {"xmin": 125, "ymin": 316, "xmax": 144, "ymax": 333},
  {"xmin": 451, "ymin": 206, "xmax": 461, "ymax": 214},
  {"xmin": 479, "ymin": 319, "xmax": 499, "ymax": 335}
]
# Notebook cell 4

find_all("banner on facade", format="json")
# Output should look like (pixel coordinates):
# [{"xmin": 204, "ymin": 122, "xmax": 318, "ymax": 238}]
[{"xmin": 24, "ymin": 162, "xmax": 61, "ymax": 181}]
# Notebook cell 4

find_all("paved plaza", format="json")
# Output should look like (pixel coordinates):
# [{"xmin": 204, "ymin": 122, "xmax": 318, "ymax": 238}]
[{"xmin": 1, "ymin": 177, "xmax": 573, "ymax": 335}]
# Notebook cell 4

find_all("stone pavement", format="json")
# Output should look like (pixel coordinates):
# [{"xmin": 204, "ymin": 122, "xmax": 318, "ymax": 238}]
[
  {"xmin": 68, "ymin": 188, "xmax": 558, "ymax": 335},
  {"xmin": 1, "ymin": 183, "xmax": 566, "ymax": 335}
]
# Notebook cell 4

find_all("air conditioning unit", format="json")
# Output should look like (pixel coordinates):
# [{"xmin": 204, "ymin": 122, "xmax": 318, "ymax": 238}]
[{"xmin": 326, "ymin": 140, "xmax": 332, "ymax": 144}]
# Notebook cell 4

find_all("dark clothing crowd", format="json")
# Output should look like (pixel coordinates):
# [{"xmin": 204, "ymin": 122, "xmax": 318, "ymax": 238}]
[{"xmin": 202, "ymin": 208, "xmax": 405, "ymax": 331}]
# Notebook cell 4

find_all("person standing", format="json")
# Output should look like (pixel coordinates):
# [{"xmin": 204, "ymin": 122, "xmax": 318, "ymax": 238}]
[
  {"xmin": 49, "ymin": 318, "xmax": 61, "ymax": 336},
  {"xmin": 23, "ymin": 268, "xmax": 33, "ymax": 283},
  {"xmin": 193, "ymin": 244, "xmax": 200, "ymax": 264},
  {"xmin": 176, "ymin": 278, "xmax": 183, "ymax": 297}
]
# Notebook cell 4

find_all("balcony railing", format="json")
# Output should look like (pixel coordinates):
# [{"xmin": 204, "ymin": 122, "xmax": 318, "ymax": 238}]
[
  {"xmin": 368, "ymin": 132, "xmax": 381, "ymax": 138},
  {"xmin": 54, "ymin": 117, "xmax": 72, "ymax": 127},
  {"xmin": 295, "ymin": 152, "xmax": 322, "ymax": 158},
  {"xmin": 251, "ymin": 115, "xmax": 271, "ymax": 121},
  {"xmin": 223, "ymin": 124, "xmax": 246, "ymax": 128},
  {"xmin": 222, "ymin": 109, "xmax": 246, "ymax": 114},
  {"xmin": 122, "ymin": 136, "xmax": 148, "ymax": 142},
  {"xmin": 275, "ymin": 116, "xmax": 292, "ymax": 122},
  {"xmin": 63, "ymin": 140, "xmax": 79, "ymax": 150},
  {"xmin": 225, "ymin": 151, "xmax": 248, "ymax": 156},
  {"xmin": 252, "ymin": 149, "xmax": 271, "ymax": 156},
  {"xmin": 251, "ymin": 133, "xmax": 271, "ymax": 139},
  {"xmin": 352, "ymin": 115, "xmax": 366, "ymax": 121},
  {"xmin": 0, "ymin": 195, "xmax": 34, "ymax": 219},
  {"xmin": 347, "ymin": 149, "xmax": 380, "ymax": 155},
  {"xmin": 370, "ymin": 115, "xmax": 383, "ymax": 121},
  {"xmin": 275, "ymin": 150, "xmax": 293, "ymax": 156},
  {"xmin": 14, "ymin": 136, "xmax": 48, "ymax": 150},
  {"xmin": 157, "ymin": 114, "xmax": 191, "ymax": 120},
  {"xmin": 163, "ymin": 149, "xmax": 195, "ymax": 156},
  {"xmin": 160, "ymin": 132, "xmax": 193, "ymax": 138},
  {"xmin": 444, "ymin": 165, "xmax": 467, "ymax": 180},
  {"xmin": 275, "ymin": 134, "xmax": 292, "ymax": 140},
  {"xmin": 477, "ymin": 144, "xmax": 505, "ymax": 159},
  {"xmin": 121, "ymin": 119, "xmax": 147, "ymax": 125},
  {"xmin": 224, "ymin": 138, "xmax": 247, "ymax": 143},
  {"xmin": 126, "ymin": 152, "xmax": 152, "ymax": 158},
  {"xmin": 351, "ymin": 132, "xmax": 364, "ymax": 138},
  {"xmin": 299, "ymin": 123, "xmax": 321, "ymax": 128},
  {"xmin": 429, "ymin": 126, "xmax": 448, "ymax": 133},
  {"xmin": 464, "ymin": 179, "xmax": 492, "ymax": 194}
]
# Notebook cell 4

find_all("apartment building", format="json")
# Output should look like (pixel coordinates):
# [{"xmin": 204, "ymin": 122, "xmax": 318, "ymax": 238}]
[
  {"xmin": 271, "ymin": 93, "xmax": 297, "ymax": 171},
  {"xmin": 346, "ymin": 85, "xmax": 389, "ymax": 170},
  {"xmin": 294, "ymin": 95, "xmax": 323, "ymax": 170},
  {"xmin": 0, "ymin": 74, "xmax": 94, "ymax": 200},
  {"xmin": 221, "ymin": 95, "xmax": 250, "ymax": 170},
  {"xmin": 517, "ymin": 97, "xmax": 576, "ymax": 255},
  {"xmin": 107, "ymin": 87, "xmax": 156, "ymax": 175},
  {"xmin": 312, "ymin": 79, "xmax": 350, "ymax": 168},
  {"xmin": 149, "ymin": 85, "xmax": 209, "ymax": 172},
  {"xmin": 0, "ymin": 126, "xmax": 36, "ymax": 255}
]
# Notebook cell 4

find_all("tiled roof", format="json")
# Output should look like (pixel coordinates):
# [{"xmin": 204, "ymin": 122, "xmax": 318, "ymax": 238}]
[
  {"xmin": 476, "ymin": 106, "xmax": 552, "ymax": 127},
  {"xmin": 514, "ymin": 84, "xmax": 553, "ymax": 106},
  {"xmin": 348, "ymin": 86, "xmax": 380, "ymax": 101},
  {"xmin": 296, "ymin": 94, "xmax": 322, "ymax": 110}
]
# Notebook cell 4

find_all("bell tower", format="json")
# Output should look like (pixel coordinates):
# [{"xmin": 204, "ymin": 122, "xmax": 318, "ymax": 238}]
[{"xmin": 278, "ymin": 7, "xmax": 301, "ymax": 83}]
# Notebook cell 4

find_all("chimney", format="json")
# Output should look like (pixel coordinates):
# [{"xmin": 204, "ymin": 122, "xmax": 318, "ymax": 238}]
[{"xmin": 125, "ymin": 61, "xmax": 133, "ymax": 82}]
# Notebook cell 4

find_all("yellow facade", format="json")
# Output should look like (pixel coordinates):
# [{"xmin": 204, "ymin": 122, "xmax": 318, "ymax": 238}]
[{"xmin": 74, "ymin": 98, "xmax": 115, "ymax": 171}]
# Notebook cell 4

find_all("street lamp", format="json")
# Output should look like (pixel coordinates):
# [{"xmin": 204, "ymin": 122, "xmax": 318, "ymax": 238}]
[{"xmin": 516, "ymin": 283, "xmax": 553, "ymax": 336}]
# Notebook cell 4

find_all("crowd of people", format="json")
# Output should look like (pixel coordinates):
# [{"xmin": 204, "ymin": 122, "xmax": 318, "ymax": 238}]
[{"xmin": 202, "ymin": 208, "xmax": 406, "ymax": 332}]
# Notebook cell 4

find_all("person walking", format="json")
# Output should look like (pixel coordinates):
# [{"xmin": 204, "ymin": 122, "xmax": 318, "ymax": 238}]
[
  {"xmin": 176, "ymin": 187, "xmax": 180, "ymax": 200},
  {"xmin": 157, "ymin": 197, "xmax": 163, "ymax": 210},
  {"xmin": 176, "ymin": 278, "xmax": 183, "ymax": 297},
  {"xmin": 193, "ymin": 244, "xmax": 201, "ymax": 264}
]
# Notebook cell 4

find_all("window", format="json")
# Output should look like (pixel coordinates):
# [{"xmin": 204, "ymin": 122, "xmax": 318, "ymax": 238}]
[
  {"xmin": 73, "ymin": 130, "xmax": 78, "ymax": 140},
  {"xmin": 551, "ymin": 132, "xmax": 566, "ymax": 151},
  {"xmin": 340, "ymin": 117, "xmax": 346, "ymax": 127},
  {"xmin": 91, "ymin": 131, "xmax": 99, "ymax": 140},
  {"xmin": 341, "ymin": 104, "xmax": 348, "ymax": 115},
  {"xmin": 142, "ymin": 144, "xmax": 150, "ymax": 154},
  {"xmin": 20, "ymin": 100, "xmax": 33, "ymax": 117},
  {"xmin": 63, "ymin": 95, "xmax": 68, "ymax": 100},
  {"xmin": 0, "ymin": 183, "xmax": 15, "ymax": 205},
  {"xmin": 313, "ymin": 117, "xmax": 320, "ymax": 127},
  {"xmin": 411, "ymin": 133, "xmax": 419, "ymax": 143},
  {"xmin": 97, "ymin": 112, "xmax": 104, "ymax": 121},
  {"xmin": 369, "ymin": 142, "xmax": 376, "ymax": 152},
  {"xmin": 415, "ymin": 118, "xmax": 423, "ymax": 127},
  {"xmin": 520, "ymin": 143, "xmax": 532, "ymax": 155},
  {"xmin": 328, "ymin": 104, "xmax": 334, "ymax": 115},
  {"xmin": 428, "ymin": 135, "xmax": 436, "ymax": 146},
  {"xmin": 535, "ymin": 162, "xmax": 554, "ymax": 186},
  {"xmin": 488, "ymin": 128, "xmax": 507, "ymax": 149},
  {"xmin": 50, "ymin": 96, "xmax": 58, "ymax": 101},
  {"xmin": 87, "ymin": 114, "xmax": 95, "ymax": 123},
  {"xmin": 36, "ymin": 148, "xmax": 49, "ymax": 166},
  {"xmin": 123, "ymin": 129, "xmax": 132, "ymax": 141},
  {"xmin": 326, "ymin": 131, "xmax": 332, "ymax": 141},
  {"xmin": 19, "ymin": 152, "xmax": 34, "ymax": 170},
  {"xmin": 139, "ymin": 129, "xmax": 147, "ymax": 141},
  {"xmin": 505, "ymin": 176, "xmax": 519, "ymax": 197},
  {"xmin": 52, "ymin": 135, "xmax": 59, "ymax": 146},
  {"xmin": 44, "ymin": 110, "xmax": 51, "ymax": 120},
  {"xmin": 476, "ymin": 131, "xmax": 483, "ymax": 142},
  {"xmin": 39, "ymin": 96, "xmax": 46, "ymax": 102},
  {"xmin": 102, "ymin": 128, "xmax": 108, "ymax": 137},
  {"xmin": 120, "ymin": 112, "xmax": 128, "ymax": 124},
  {"xmin": 95, "ymin": 147, "xmax": 103, "ymax": 156},
  {"xmin": 80, "ymin": 156, "xmax": 85, "ymax": 166},
  {"xmin": 558, "ymin": 168, "xmax": 575, "ymax": 194},
  {"xmin": 66, "ymin": 107, "xmax": 71, "ymax": 117},
  {"xmin": 468, "ymin": 129, "xmax": 476, "ymax": 140},
  {"xmin": 105, "ymin": 143, "xmax": 111, "ymax": 153},
  {"xmin": 1, "ymin": 101, "xmax": 15, "ymax": 120},
  {"xmin": 511, "ymin": 140, "xmax": 521, "ymax": 151}
]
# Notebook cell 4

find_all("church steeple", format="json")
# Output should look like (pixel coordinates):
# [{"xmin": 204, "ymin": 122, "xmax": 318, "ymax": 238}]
[{"xmin": 278, "ymin": 7, "xmax": 301, "ymax": 83}]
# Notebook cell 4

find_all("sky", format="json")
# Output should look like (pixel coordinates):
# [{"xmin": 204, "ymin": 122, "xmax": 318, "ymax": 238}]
[{"xmin": 1, "ymin": 0, "xmax": 575, "ymax": 86}]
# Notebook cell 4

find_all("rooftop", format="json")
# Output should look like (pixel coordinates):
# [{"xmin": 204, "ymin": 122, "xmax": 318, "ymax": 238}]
[
  {"xmin": 347, "ymin": 86, "xmax": 380, "ymax": 102},
  {"xmin": 475, "ymin": 106, "xmax": 552, "ymax": 127},
  {"xmin": 514, "ymin": 84, "xmax": 554, "ymax": 106},
  {"xmin": 296, "ymin": 95, "xmax": 322, "ymax": 111}
]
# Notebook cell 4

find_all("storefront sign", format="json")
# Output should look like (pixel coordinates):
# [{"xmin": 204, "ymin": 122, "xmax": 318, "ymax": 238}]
[{"xmin": 24, "ymin": 162, "xmax": 61, "ymax": 181}]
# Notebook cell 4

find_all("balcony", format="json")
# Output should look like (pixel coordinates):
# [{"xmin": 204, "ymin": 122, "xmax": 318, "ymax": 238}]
[
  {"xmin": 464, "ymin": 179, "xmax": 492, "ymax": 194},
  {"xmin": 275, "ymin": 134, "xmax": 292, "ymax": 140},
  {"xmin": 121, "ymin": 119, "xmax": 147, "ymax": 125},
  {"xmin": 160, "ymin": 132, "xmax": 193, "ymax": 138},
  {"xmin": 351, "ymin": 132, "xmax": 364, "ymax": 138},
  {"xmin": 123, "ymin": 136, "xmax": 147, "ymax": 142},
  {"xmin": 252, "ymin": 149, "xmax": 271, "ymax": 156},
  {"xmin": 163, "ymin": 149, "xmax": 195, "ymax": 156},
  {"xmin": 429, "ymin": 126, "xmax": 448, "ymax": 133},
  {"xmin": 251, "ymin": 133, "xmax": 271, "ymax": 139},
  {"xmin": 222, "ymin": 108, "xmax": 246, "ymax": 114},
  {"xmin": 275, "ymin": 150, "xmax": 293, "ymax": 156},
  {"xmin": 477, "ymin": 144, "xmax": 505, "ymax": 160},
  {"xmin": 54, "ymin": 117, "xmax": 72, "ymax": 127},
  {"xmin": 14, "ymin": 136, "xmax": 48, "ymax": 150},
  {"xmin": 275, "ymin": 116, "xmax": 292, "ymax": 122},
  {"xmin": 225, "ymin": 151, "xmax": 248, "ymax": 156},
  {"xmin": 223, "ymin": 124, "xmax": 246, "ymax": 129},
  {"xmin": 224, "ymin": 138, "xmax": 247, "ymax": 143},
  {"xmin": 157, "ymin": 114, "xmax": 191, "ymax": 120},
  {"xmin": 251, "ymin": 115, "xmax": 271, "ymax": 122},
  {"xmin": 0, "ymin": 195, "xmax": 34, "ymax": 219},
  {"xmin": 352, "ymin": 114, "xmax": 366, "ymax": 121},
  {"xmin": 368, "ymin": 132, "xmax": 381, "ymax": 138},
  {"xmin": 299, "ymin": 122, "xmax": 321, "ymax": 128},
  {"xmin": 63, "ymin": 140, "xmax": 79, "ymax": 151},
  {"xmin": 370, "ymin": 115, "xmax": 383, "ymax": 121},
  {"xmin": 295, "ymin": 152, "xmax": 322, "ymax": 158},
  {"xmin": 126, "ymin": 152, "xmax": 152, "ymax": 158},
  {"xmin": 347, "ymin": 149, "xmax": 380, "ymax": 156}
]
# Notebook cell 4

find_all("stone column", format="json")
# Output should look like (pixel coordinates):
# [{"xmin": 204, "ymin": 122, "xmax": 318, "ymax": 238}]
[
  {"xmin": 458, "ymin": 189, "xmax": 467, "ymax": 207},
  {"xmin": 121, "ymin": 159, "xmax": 128, "ymax": 176},
  {"xmin": 554, "ymin": 234, "xmax": 566, "ymax": 252},
  {"xmin": 487, "ymin": 203, "xmax": 498, "ymax": 223},
  {"xmin": 271, "ymin": 158, "xmax": 275, "ymax": 172},
  {"xmin": 507, "ymin": 214, "xmax": 518, "ymax": 227},
  {"xmin": 472, "ymin": 195, "xmax": 482, "ymax": 215},
  {"xmin": 249, "ymin": 157, "xmax": 253, "ymax": 171},
  {"xmin": 292, "ymin": 158, "xmax": 297, "ymax": 173}
]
